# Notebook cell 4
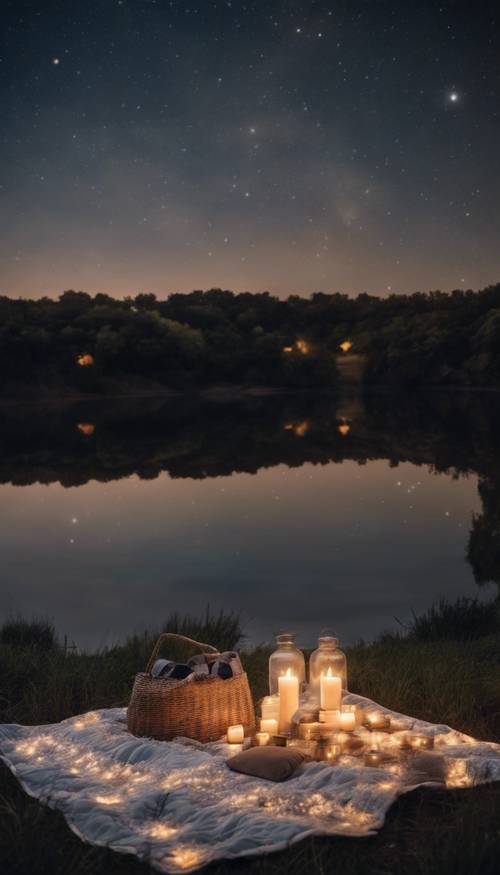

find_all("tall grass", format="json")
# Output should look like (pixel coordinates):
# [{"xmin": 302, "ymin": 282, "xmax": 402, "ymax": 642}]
[
  {"xmin": 159, "ymin": 607, "xmax": 244, "ymax": 653},
  {"xmin": 0, "ymin": 616, "xmax": 58, "ymax": 651},
  {"xmin": 406, "ymin": 596, "xmax": 499, "ymax": 641}
]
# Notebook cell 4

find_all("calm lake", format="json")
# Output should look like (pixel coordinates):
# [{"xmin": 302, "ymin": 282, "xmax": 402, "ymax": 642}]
[{"xmin": 0, "ymin": 391, "xmax": 497, "ymax": 650}]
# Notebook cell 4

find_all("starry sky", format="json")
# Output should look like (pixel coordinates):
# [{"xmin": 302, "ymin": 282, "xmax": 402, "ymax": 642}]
[{"xmin": 2, "ymin": 0, "xmax": 499, "ymax": 299}]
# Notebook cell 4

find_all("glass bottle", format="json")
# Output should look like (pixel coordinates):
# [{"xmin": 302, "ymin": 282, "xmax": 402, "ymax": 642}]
[
  {"xmin": 309, "ymin": 634, "xmax": 347, "ymax": 700},
  {"xmin": 268, "ymin": 632, "xmax": 306, "ymax": 695}
]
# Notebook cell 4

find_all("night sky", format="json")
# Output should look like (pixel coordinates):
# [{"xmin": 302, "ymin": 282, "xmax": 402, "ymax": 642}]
[{"xmin": 2, "ymin": 0, "xmax": 499, "ymax": 299}]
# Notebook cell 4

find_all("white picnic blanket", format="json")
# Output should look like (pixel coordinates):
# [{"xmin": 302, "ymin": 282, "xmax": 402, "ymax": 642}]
[{"xmin": 1, "ymin": 693, "xmax": 500, "ymax": 874}]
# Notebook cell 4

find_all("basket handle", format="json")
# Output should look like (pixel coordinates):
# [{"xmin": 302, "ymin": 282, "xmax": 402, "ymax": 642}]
[{"xmin": 145, "ymin": 632, "xmax": 218, "ymax": 674}]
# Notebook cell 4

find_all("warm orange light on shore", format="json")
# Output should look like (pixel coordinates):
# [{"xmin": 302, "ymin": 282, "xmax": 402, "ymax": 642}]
[
  {"xmin": 296, "ymin": 339, "xmax": 309, "ymax": 354},
  {"xmin": 339, "ymin": 340, "xmax": 352, "ymax": 353},
  {"xmin": 77, "ymin": 353, "xmax": 94, "ymax": 367},
  {"xmin": 284, "ymin": 420, "xmax": 310, "ymax": 437},
  {"xmin": 77, "ymin": 423, "xmax": 95, "ymax": 436},
  {"xmin": 282, "ymin": 345, "xmax": 293, "ymax": 353},
  {"xmin": 338, "ymin": 422, "xmax": 350, "ymax": 436}
]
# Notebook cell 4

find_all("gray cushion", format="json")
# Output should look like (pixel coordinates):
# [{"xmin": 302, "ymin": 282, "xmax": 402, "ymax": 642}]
[{"xmin": 227, "ymin": 745, "xmax": 306, "ymax": 782}]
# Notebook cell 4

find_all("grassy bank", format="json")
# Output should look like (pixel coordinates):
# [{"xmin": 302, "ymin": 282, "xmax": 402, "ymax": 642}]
[{"xmin": 1, "ymin": 601, "xmax": 500, "ymax": 875}]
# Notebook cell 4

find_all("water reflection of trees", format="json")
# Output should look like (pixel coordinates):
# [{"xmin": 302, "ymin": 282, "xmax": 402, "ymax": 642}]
[{"xmin": 1, "ymin": 390, "xmax": 499, "ymax": 588}]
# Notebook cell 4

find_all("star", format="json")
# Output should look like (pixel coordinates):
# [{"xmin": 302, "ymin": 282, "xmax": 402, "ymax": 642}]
[
  {"xmin": 52, "ymin": 57, "xmax": 60, "ymax": 65},
  {"xmin": 448, "ymin": 91, "xmax": 459, "ymax": 103}
]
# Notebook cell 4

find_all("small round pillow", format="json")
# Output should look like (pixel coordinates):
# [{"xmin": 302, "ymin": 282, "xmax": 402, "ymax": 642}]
[{"xmin": 227, "ymin": 745, "xmax": 307, "ymax": 782}]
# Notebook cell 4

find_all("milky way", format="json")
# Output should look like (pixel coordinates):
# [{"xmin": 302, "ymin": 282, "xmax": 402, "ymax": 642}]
[{"xmin": 2, "ymin": 0, "xmax": 499, "ymax": 298}]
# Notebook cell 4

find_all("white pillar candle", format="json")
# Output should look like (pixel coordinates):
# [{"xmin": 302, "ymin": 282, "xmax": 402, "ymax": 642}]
[
  {"xmin": 260, "ymin": 717, "xmax": 278, "ymax": 735},
  {"xmin": 339, "ymin": 711, "xmax": 356, "ymax": 731},
  {"xmin": 261, "ymin": 695, "xmax": 280, "ymax": 720},
  {"xmin": 255, "ymin": 732, "xmax": 270, "ymax": 746},
  {"xmin": 227, "ymin": 724, "xmax": 244, "ymax": 744},
  {"xmin": 320, "ymin": 667, "xmax": 341, "ymax": 711},
  {"xmin": 278, "ymin": 668, "xmax": 299, "ymax": 734}
]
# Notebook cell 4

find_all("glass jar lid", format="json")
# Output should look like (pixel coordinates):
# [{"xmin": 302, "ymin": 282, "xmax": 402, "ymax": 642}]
[
  {"xmin": 276, "ymin": 631, "xmax": 295, "ymax": 644},
  {"xmin": 318, "ymin": 634, "xmax": 338, "ymax": 648}
]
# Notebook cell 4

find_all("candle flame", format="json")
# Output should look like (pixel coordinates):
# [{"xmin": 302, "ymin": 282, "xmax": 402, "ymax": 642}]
[
  {"xmin": 285, "ymin": 667, "xmax": 291, "ymax": 677},
  {"xmin": 326, "ymin": 666, "xmax": 333, "ymax": 677}
]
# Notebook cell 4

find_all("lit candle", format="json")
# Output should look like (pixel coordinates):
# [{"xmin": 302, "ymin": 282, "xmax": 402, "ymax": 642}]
[
  {"xmin": 411, "ymin": 734, "xmax": 434, "ymax": 750},
  {"xmin": 365, "ymin": 711, "xmax": 391, "ymax": 731},
  {"xmin": 278, "ymin": 668, "xmax": 299, "ymax": 734},
  {"xmin": 260, "ymin": 718, "xmax": 278, "ymax": 735},
  {"xmin": 325, "ymin": 743, "xmax": 342, "ymax": 762},
  {"xmin": 261, "ymin": 695, "xmax": 280, "ymax": 720},
  {"xmin": 227, "ymin": 724, "xmax": 244, "ymax": 744},
  {"xmin": 255, "ymin": 732, "xmax": 270, "ymax": 746},
  {"xmin": 339, "ymin": 711, "xmax": 356, "ymax": 731},
  {"xmin": 320, "ymin": 667, "xmax": 341, "ymax": 711},
  {"xmin": 364, "ymin": 749, "xmax": 382, "ymax": 767}
]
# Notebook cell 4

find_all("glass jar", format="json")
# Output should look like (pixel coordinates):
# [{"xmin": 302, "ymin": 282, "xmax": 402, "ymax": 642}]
[
  {"xmin": 268, "ymin": 632, "xmax": 306, "ymax": 695},
  {"xmin": 309, "ymin": 634, "xmax": 347, "ymax": 700}
]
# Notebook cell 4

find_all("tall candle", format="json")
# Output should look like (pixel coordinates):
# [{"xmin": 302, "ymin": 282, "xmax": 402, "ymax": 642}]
[
  {"xmin": 278, "ymin": 668, "xmax": 299, "ymax": 734},
  {"xmin": 260, "ymin": 718, "xmax": 278, "ymax": 735},
  {"xmin": 320, "ymin": 667, "xmax": 341, "ymax": 711}
]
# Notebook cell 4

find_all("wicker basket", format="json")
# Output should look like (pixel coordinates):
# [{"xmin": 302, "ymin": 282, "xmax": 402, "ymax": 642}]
[{"xmin": 127, "ymin": 633, "xmax": 255, "ymax": 742}]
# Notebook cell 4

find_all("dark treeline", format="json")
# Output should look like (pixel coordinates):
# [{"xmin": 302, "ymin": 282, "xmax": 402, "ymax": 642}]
[{"xmin": 1, "ymin": 283, "xmax": 500, "ymax": 394}]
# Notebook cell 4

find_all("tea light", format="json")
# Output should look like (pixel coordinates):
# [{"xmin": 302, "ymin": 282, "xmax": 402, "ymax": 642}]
[
  {"xmin": 339, "ymin": 711, "xmax": 356, "ymax": 731},
  {"xmin": 319, "ymin": 710, "xmax": 341, "ymax": 727},
  {"xmin": 320, "ymin": 667, "xmax": 342, "ymax": 711},
  {"xmin": 261, "ymin": 695, "xmax": 280, "ymax": 720},
  {"xmin": 278, "ymin": 669, "xmax": 299, "ymax": 734},
  {"xmin": 255, "ymin": 732, "xmax": 270, "ymax": 746},
  {"xmin": 227, "ymin": 724, "xmax": 244, "ymax": 744},
  {"xmin": 365, "ymin": 711, "xmax": 391, "ymax": 731},
  {"xmin": 260, "ymin": 718, "xmax": 278, "ymax": 735},
  {"xmin": 411, "ymin": 734, "xmax": 434, "ymax": 750},
  {"xmin": 364, "ymin": 749, "xmax": 383, "ymax": 767}
]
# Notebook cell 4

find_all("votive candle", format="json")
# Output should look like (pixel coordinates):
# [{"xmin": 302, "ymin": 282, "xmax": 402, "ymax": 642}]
[
  {"xmin": 278, "ymin": 669, "xmax": 299, "ymax": 734},
  {"xmin": 227, "ymin": 724, "xmax": 244, "ymax": 744},
  {"xmin": 255, "ymin": 732, "xmax": 270, "ymax": 746},
  {"xmin": 320, "ymin": 667, "xmax": 342, "ymax": 711}
]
